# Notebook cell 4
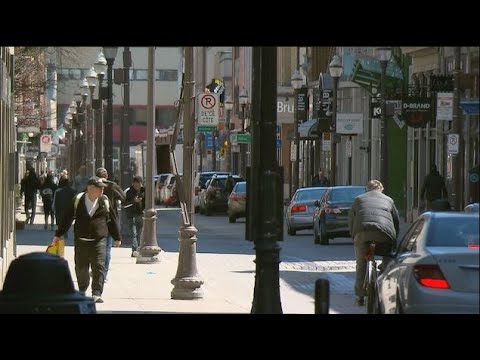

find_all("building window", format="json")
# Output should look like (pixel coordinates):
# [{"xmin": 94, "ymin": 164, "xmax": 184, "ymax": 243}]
[{"xmin": 156, "ymin": 70, "xmax": 178, "ymax": 81}]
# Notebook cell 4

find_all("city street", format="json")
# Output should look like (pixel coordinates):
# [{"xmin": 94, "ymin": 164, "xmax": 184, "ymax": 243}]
[{"xmin": 13, "ymin": 200, "xmax": 410, "ymax": 314}]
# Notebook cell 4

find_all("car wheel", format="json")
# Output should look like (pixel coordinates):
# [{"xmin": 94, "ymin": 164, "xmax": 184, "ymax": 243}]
[
  {"xmin": 314, "ymin": 222, "xmax": 320, "ymax": 244},
  {"xmin": 229, "ymin": 215, "xmax": 236, "ymax": 223},
  {"xmin": 319, "ymin": 221, "xmax": 329, "ymax": 245},
  {"xmin": 287, "ymin": 227, "xmax": 296, "ymax": 236}
]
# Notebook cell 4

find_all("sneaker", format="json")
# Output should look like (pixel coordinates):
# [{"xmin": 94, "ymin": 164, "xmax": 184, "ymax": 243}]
[
  {"xmin": 131, "ymin": 250, "xmax": 139, "ymax": 257},
  {"xmin": 354, "ymin": 296, "xmax": 365, "ymax": 306},
  {"xmin": 93, "ymin": 295, "xmax": 104, "ymax": 303}
]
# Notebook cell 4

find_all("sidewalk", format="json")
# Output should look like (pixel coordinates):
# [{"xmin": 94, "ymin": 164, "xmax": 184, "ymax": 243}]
[{"xmin": 12, "ymin": 198, "xmax": 409, "ymax": 314}]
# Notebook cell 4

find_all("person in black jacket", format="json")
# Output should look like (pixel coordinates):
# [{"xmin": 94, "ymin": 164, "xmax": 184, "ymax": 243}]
[
  {"xmin": 39, "ymin": 172, "xmax": 57, "ymax": 230},
  {"xmin": 52, "ymin": 177, "xmax": 76, "ymax": 239},
  {"xmin": 95, "ymin": 167, "xmax": 126, "ymax": 280},
  {"xmin": 123, "ymin": 176, "xmax": 145, "ymax": 257},
  {"xmin": 50, "ymin": 176, "xmax": 122, "ymax": 303},
  {"xmin": 348, "ymin": 179, "xmax": 400, "ymax": 306},
  {"xmin": 420, "ymin": 164, "xmax": 448, "ymax": 211}
]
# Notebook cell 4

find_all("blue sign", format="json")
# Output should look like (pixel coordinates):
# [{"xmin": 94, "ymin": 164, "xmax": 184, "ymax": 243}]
[
  {"xmin": 460, "ymin": 100, "xmax": 479, "ymax": 116},
  {"xmin": 205, "ymin": 133, "xmax": 219, "ymax": 149},
  {"xmin": 276, "ymin": 139, "xmax": 281, "ymax": 148}
]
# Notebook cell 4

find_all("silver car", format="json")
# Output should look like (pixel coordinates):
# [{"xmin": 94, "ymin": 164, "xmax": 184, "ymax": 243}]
[
  {"xmin": 285, "ymin": 187, "xmax": 329, "ymax": 236},
  {"xmin": 227, "ymin": 181, "xmax": 246, "ymax": 223},
  {"xmin": 377, "ymin": 211, "xmax": 479, "ymax": 314}
]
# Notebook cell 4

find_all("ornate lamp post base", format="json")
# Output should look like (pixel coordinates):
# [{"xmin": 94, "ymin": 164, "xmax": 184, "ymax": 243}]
[
  {"xmin": 171, "ymin": 225, "xmax": 204, "ymax": 300},
  {"xmin": 136, "ymin": 208, "xmax": 161, "ymax": 264}
]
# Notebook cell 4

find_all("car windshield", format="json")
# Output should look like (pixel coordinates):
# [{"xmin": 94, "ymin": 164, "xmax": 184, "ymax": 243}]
[
  {"xmin": 234, "ymin": 182, "xmax": 246, "ymax": 193},
  {"xmin": 296, "ymin": 188, "xmax": 327, "ymax": 201},
  {"xmin": 330, "ymin": 187, "xmax": 365, "ymax": 202},
  {"xmin": 428, "ymin": 216, "xmax": 479, "ymax": 247}
]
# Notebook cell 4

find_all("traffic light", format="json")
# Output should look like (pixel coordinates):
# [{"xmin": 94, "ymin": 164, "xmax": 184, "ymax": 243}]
[
  {"xmin": 223, "ymin": 139, "xmax": 228, "ymax": 147},
  {"xmin": 220, "ymin": 147, "xmax": 226, "ymax": 157}
]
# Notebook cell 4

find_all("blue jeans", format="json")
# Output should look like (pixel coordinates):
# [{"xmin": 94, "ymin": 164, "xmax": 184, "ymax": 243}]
[
  {"xmin": 105, "ymin": 235, "xmax": 113, "ymax": 276},
  {"xmin": 126, "ymin": 214, "xmax": 144, "ymax": 251}
]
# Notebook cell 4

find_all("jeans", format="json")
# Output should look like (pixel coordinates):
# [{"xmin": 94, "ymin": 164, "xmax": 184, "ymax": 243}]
[
  {"xmin": 126, "ymin": 214, "xmax": 144, "ymax": 251},
  {"xmin": 74, "ymin": 237, "xmax": 107, "ymax": 296},
  {"xmin": 105, "ymin": 235, "xmax": 113, "ymax": 276},
  {"xmin": 353, "ymin": 230, "xmax": 393, "ymax": 297}
]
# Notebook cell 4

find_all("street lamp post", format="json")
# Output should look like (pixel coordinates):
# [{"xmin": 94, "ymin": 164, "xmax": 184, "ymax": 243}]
[
  {"xmin": 93, "ymin": 51, "xmax": 107, "ymax": 170},
  {"xmin": 102, "ymin": 46, "xmax": 118, "ymax": 179},
  {"xmin": 249, "ymin": 46, "xmax": 283, "ymax": 313},
  {"xmin": 121, "ymin": 47, "xmax": 132, "ymax": 189},
  {"xmin": 239, "ymin": 88, "xmax": 249, "ymax": 178},
  {"xmin": 375, "ymin": 47, "xmax": 392, "ymax": 192},
  {"xmin": 137, "ymin": 47, "xmax": 161, "ymax": 264},
  {"xmin": 291, "ymin": 69, "xmax": 303, "ymax": 194},
  {"xmin": 224, "ymin": 96, "xmax": 233, "ymax": 172},
  {"xmin": 79, "ymin": 80, "xmax": 89, "ymax": 171},
  {"xmin": 328, "ymin": 55, "xmax": 343, "ymax": 186},
  {"xmin": 74, "ymin": 92, "xmax": 83, "ymax": 176},
  {"xmin": 171, "ymin": 46, "xmax": 204, "ymax": 299},
  {"xmin": 86, "ymin": 67, "xmax": 98, "ymax": 177}
]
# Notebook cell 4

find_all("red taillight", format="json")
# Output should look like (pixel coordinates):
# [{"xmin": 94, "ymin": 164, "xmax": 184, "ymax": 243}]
[
  {"xmin": 291, "ymin": 205, "xmax": 307, "ymax": 213},
  {"xmin": 413, "ymin": 265, "xmax": 450, "ymax": 289},
  {"xmin": 468, "ymin": 244, "xmax": 479, "ymax": 249},
  {"xmin": 324, "ymin": 206, "xmax": 340, "ymax": 214},
  {"xmin": 230, "ymin": 194, "xmax": 243, "ymax": 202}
]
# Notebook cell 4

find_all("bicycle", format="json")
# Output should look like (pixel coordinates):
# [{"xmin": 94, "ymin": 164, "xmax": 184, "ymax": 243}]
[
  {"xmin": 364, "ymin": 242, "xmax": 379, "ymax": 314},
  {"xmin": 363, "ymin": 240, "xmax": 393, "ymax": 314}
]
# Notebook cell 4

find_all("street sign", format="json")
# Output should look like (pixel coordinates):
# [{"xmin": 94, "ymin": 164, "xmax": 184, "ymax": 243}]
[
  {"xmin": 346, "ymin": 139, "xmax": 352, "ymax": 158},
  {"xmin": 276, "ymin": 139, "xmax": 281, "ymax": 148},
  {"xmin": 230, "ymin": 133, "xmax": 238, "ymax": 145},
  {"xmin": 197, "ymin": 92, "xmax": 219, "ymax": 126},
  {"xmin": 237, "ymin": 133, "xmax": 251, "ymax": 144},
  {"xmin": 197, "ymin": 125, "xmax": 216, "ymax": 133},
  {"xmin": 447, "ymin": 134, "xmax": 459, "ymax": 154}
]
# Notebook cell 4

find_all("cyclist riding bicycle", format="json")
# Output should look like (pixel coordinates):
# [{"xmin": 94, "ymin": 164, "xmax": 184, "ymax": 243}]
[{"xmin": 348, "ymin": 179, "xmax": 400, "ymax": 306}]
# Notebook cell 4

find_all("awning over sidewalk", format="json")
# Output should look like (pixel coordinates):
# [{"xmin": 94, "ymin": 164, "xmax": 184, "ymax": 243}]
[{"xmin": 298, "ymin": 119, "xmax": 319, "ymax": 139}]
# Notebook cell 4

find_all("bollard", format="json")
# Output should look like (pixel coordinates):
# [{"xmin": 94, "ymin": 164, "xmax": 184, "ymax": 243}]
[
  {"xmin": 314, "ymin": 278, "xmax": 330, "ymax": 314},
  {"xmin": 0, "ymin": 252, "xmax": 96, "ymax": 314}
]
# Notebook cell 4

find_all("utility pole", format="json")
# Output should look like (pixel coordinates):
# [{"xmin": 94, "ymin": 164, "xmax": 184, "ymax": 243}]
[
  {"xmin": 171, "ymin": 47, "xmax": 204, "ymax": 299},
  {"xmin": 121, "ymin": 47, "xmax": 132, "ymax": 188},
  {"xmin": 249, "ymin": 46, "xmax": 283, "ymax": 314},
  {"xmin": 452, "ymin": 47, "xmax": 464, "ymax": 210},
  {"xmin": 137, "ymin": 47, "xmax": 161, "ymax": 264}
]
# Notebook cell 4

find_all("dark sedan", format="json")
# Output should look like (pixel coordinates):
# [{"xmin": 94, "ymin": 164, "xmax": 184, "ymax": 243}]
[
  {"xmin": 376, "ymin": 212, "xmax": 479, "ymax": 314},
  {"xmin": 312, "ymin": 186, "xmax": 366, "ymax": 245}
]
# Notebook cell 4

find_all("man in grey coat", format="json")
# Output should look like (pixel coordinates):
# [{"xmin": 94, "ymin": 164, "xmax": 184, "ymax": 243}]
[{"xmin": 348, "ymin": 179, "xmax": 400, "ymax": 306}]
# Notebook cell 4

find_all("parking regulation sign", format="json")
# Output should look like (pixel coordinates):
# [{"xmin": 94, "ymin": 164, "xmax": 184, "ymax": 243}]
[{"xmin": 197, "ymin": 92, "xmax": 219, "ymax": 126}]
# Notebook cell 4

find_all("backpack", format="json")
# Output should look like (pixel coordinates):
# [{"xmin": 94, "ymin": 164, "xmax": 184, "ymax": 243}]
[
  {"xmin": 41, "ymin": 188, "xmax": 53, "ymax": 201},
  {"xmin": 74, "ymin": 192, "xmax": 110, "ymax": 218}
]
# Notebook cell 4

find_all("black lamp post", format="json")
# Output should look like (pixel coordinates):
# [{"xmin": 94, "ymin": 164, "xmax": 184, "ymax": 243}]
[
  {"xmin": 291, "ymin": 69, "xmax": 303, "ymax": 194},
  {"xmin": 93, "ymin": 51, "xmax": 107, "ymax": 170},
  {"xmin": 328, "ymin": 55, "xmax": 343, "ymax": 186},
  {"xmin": 79, "ymin": 80, "xmax": 89, "ymax": 171},
  {"xmin": 102, "ymin": 46, "xmax": 118, "ymax": 179},
  {"xmin": 375, "ymin": 47, "xmax": 392, "ymax": 191},
  {"xmin": 74, "ymin": 92, "xmax": 83, "ymax": 177},
  {"xmin": 224, "ymin": 96, "xmax": 233, "ymax": 172},
  {"xmin": 239, "ymin": 88, "xmax": 249, "ymax": 178},
  {"xmin": 86, "ymin": 66, "xmax": 98, "ymax": 177}
]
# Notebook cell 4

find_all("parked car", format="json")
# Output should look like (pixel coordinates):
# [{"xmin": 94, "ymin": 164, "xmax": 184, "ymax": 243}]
[
  {"xmin": 465, "ymin": 202, "xmax": 479, "ymax": 213},
  {"xmin": 155, "ymin": 173, "xmax": 172, "ymax": 205},
  {"xmin": 312, "ymin": 185, "xmax": 366, "ymax": 245},
  {"xmin": 227, "ymin": 181, "xmax": 246, "ymax": 223},
  {"xmin": 202, "ymin": 174, "xmax": 244, "ymax": 215},
  {"xmin": 285, "ymin": 187, "xmax": 329, "ymax": 236},
  {"xmin": 376, "ymin": 211, "xmax": 479, "ymax": 314},
  {"xmin": 194, "ymin": 171, "xmax": 230, "ymax": 213}
]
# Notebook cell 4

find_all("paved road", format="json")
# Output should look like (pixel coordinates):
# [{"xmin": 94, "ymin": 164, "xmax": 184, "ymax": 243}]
[{"xmin": 12, "ymin": 200, "xmax": 410, "ymax": 314}]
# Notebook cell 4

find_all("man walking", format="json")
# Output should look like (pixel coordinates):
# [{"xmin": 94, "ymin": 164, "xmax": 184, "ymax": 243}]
[
  {"xmin": 348, "ymin": 179, "xmax": 399, "ymax": 306},
  {"xmin": 420, "ymin": 164, "xmax": 448, "ymax": 211},
  {"xmin": 95, "ymin": 167, "xmax": 126, "ymax": 280},
  {"xmin": 51, "ymin": 176, "xmax": 122, "ymax": 303},
  {"xmin": 123, "ymin": 176, "xmax": 145, "ymax": 257}
]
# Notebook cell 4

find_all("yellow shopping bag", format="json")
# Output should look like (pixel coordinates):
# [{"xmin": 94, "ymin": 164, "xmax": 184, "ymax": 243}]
[{"xmin": 46, "ymin": 239, "xmax": 65, "ymax": 257}]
